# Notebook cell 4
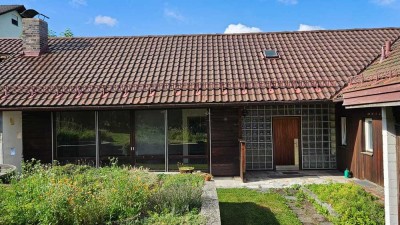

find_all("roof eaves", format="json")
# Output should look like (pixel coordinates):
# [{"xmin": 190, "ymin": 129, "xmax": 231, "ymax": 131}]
[{"xmin": 0, "ymin": 5, "xmax": 26, "ymax": 16}]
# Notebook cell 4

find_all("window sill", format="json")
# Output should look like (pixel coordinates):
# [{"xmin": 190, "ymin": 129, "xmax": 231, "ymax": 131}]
[{"xmin": 361, "ymin": 151, "xmax": 373, "ymax": 156}]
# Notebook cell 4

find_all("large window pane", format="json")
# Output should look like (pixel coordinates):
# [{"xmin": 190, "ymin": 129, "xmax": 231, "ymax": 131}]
[
  {"xmin": 99, "ymin": 111, "xmax": 131, "ymax": 166},
  {"xmin": 56, "ymin": 111, "xmax": 96, "ymax": 165},
  {"xmin": 135, "ymin": 110, "xmax": 166, "ymax": 171},
  {"xmin": 168, "ymin": 109, "xmax": 208, "ymax": 172}
]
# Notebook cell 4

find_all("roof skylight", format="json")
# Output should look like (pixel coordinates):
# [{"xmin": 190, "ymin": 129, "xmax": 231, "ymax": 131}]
[{"xmin": 264, "ymin": 49, "xmax": 279, "ymax": 58}]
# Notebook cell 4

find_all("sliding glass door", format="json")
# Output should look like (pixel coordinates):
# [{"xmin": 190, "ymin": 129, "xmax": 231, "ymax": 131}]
[
  {"xmin": 168, "ymin": 109, "xmax": 208, "ymax": 171},
  {"xmin": 55, "ymin": 111, "xmax": 96, "ymax": 165},
  {"xmin": 54, "ymin": 109, "xmax": 208, "ymax": 171},
  {"xmin": 134, "ymin": 110, "xmax": 166, "ymax": 171},
  {"xmin": 98, "ymin": 111, "xmax": 132, "ymax": 166}
]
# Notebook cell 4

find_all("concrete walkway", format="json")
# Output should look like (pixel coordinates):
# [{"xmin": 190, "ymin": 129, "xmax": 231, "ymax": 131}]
[{"xmin": 214, "ymin": 170, "xmax": 350, "ymax": 189}]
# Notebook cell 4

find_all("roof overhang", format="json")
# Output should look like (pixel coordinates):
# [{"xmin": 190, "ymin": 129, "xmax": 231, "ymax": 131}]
[
  {"xmin": 345, "ymin": 101, "xmax": 400, "ymax": 109},
  {"xmin": 343, "ymin": 82, "xmax": 400, "ymax": 108},
  {"xmin": 0, "ymin": 99, "xmax": 332, "ymax": 111}
]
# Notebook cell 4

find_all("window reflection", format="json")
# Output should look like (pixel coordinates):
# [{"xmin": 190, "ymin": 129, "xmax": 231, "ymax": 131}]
[
  {"xmin": 98, "ymin": 111, "xmax": 131, "ymax": 166},
  {"xmin": 56, "ymin": 111, "xmax": 96, "ymax": 165},
  {"xmin": 168, "ymin": 109, "xmax": 208, "ymax": 172}
]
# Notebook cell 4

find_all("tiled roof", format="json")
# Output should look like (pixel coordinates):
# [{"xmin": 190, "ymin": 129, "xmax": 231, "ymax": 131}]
[
  {"xmin": 1, "ymin": 28, "xmax": 400, "ymax": 108},
  {"xmin": 0, "ymin": 5, "xmax": 25, "ymax": 16},
  {"xmin": 343, "ymin": 39, "xmax": 400, "ymax": 93}
]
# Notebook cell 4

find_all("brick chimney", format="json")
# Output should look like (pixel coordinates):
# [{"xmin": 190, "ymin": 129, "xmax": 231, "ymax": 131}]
[
  {"xmin": 385, "ymin": 40, "xmax": 391, "ymax": 58},
  {"xmin": 22, "ymin": 18, "xmax": 48, "ymax": 56}
]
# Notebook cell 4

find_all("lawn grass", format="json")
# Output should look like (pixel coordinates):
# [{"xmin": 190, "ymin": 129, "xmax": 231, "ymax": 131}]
[
  {"xmin": 217, "ymin": 188, "xmax": 301, "ymax": 225},
  {"xmin": 306, "ymin": 183, "xmax": 384, "ymax": 225}
]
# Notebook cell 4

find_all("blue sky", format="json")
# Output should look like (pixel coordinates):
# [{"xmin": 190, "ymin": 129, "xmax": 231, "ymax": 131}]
[{"xmin": 3, "ymin": 0, "xmax": 400, "ymax": 37}]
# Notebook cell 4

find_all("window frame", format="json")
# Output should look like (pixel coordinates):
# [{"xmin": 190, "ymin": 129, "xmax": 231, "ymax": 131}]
[
  {"xmin": 11, "ymin": 14, "xmax": 18, "ymax": 26},
  {"xmin": 341, "ymin": 117, "xmax": 347, "ymax": 145},
  {"xmin": 364, "ymin": 118, "xmax": 373, "ymax": 152}
]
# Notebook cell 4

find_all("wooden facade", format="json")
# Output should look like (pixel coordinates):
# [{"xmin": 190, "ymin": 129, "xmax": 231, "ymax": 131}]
[
  {"xmin": 336, "ymin": 104, "xmax": 384, "ymax": 186},
  {"xmin": 210, "ymin": 107, "xmax": 241, "ymax": 176},
  {"xmin": 22, "ymin": 112, "xmax": 52, "ymax": 163}
]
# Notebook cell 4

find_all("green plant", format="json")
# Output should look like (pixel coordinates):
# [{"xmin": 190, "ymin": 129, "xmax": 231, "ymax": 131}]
[
  {"xmin": 150, "ymin": 174, "xmax": 204, "ymax": 215},
  {"xmin": 0, "ymin": 162, "xmax": 204, "ymax": 225},
  {"xmin": 306, "ymin": 183, "xmax": 384, "ymax": 225},
  {"xmin": 142, "ymin": 211, "xmax": 205, "ymax": 225}
]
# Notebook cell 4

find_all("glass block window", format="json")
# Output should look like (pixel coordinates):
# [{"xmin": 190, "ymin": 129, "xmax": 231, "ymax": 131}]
[{"xmin": 242, "ymin": 104, "xmax": 336, "ymax": 170}]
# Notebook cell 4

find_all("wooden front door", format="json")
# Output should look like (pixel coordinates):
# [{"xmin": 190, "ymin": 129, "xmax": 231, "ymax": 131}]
[{"xmin": 273, "ymin": 117, "xmax": 300, "ymax": 166}]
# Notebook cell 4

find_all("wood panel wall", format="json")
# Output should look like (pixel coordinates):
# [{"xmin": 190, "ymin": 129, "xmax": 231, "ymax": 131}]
[
  {"xmin": 336, "ymin": 104, "xmax": 384, "ymax": 186},
  {"xmin": 211, "ymin": 107, "xmax": 241, "ymax": 176},
  {"xmin": 22, "ymin": 112, "xmax": 52, "ymax": 163}
]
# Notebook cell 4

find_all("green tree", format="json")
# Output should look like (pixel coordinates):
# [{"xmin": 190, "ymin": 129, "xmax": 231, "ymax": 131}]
[
  {"xmin": 48, "ymin": 29, "xmax": 57, "ymax": 37},
  {"xmin": 61, "ymin": 28, "xmax": 74, "ymax": 37},
  {"xmin": 48, "ymin": 28, "xmax": 74, "ymax": 37}
]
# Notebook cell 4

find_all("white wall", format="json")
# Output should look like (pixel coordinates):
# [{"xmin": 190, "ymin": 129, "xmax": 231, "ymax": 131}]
[
  {"xmin": 382, "ymin": 107, "xmax": 399, "ymax": 225},
  {"xmin": 0, "ymin": 11, "xmax": 23, "ymax": 38},
  {"xmin": 1, "ymin": 111, "xmax": 23, "ymax": 171}
]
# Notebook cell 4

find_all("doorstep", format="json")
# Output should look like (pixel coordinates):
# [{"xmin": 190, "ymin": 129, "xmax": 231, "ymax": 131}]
[{"xmin": 276, "ymin": 165, "xmax": 299, "ymax": 171}]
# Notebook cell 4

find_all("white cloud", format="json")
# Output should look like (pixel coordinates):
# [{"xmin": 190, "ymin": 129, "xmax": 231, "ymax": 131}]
[
  {"xmin": 94, "ymin": 15, "xmax": 118, "ymax": 27},
  {"xmin": 278, "ymin": 0, "xmax": 298, "ymax": 5},
  {"xmin": 298, "ymin": 24, "xmax": 324, "ymax": 31},
  {"xmin": 164, "ymin": 8, "xmax": 184, "ymax": 21},
  {"xmin": 372, "ymin": 0, "xmax": 396, "ymax": 5},
  {"xmin": 224, "ymin": 23, "xmax": 262, "ymax": 34},
  {"xmin": 70, "ymin": 0, "xmax": 87, "ymax": 7}
]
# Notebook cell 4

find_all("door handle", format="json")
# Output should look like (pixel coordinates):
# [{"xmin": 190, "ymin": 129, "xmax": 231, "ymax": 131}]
[{"xmin": 131, "ymin": 146, "xmax": 135, "ymax": 152}]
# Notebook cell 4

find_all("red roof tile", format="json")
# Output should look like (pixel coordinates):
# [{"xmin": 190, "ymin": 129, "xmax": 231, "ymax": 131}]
[
  {"xmin": 342, "ymin": 38, "xmax": 400, "ymax": 106},
  {"xmin": 1, "ymin": 28, "xmax": 400, "ymax": 108}
]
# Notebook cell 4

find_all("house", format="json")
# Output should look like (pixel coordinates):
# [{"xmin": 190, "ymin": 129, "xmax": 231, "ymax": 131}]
[
  {"xmin": 1, "ymin": 17, "xmax": 400, "ymax": 223},
  {"xmin": 341, "ymin": 40, "xmax": 400, "ymax": 225},
  {"xmin": 0, "ymin": 5, "xmax": 26, "ymax": 37}
]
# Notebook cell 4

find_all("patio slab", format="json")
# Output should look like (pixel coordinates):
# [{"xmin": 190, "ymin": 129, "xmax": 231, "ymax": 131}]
[{"xmin": 214, "ymin": 170, "xmax": 350, "ymax": 189}]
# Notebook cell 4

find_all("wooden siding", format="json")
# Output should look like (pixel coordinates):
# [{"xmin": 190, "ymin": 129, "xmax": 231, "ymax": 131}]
[
  {"xmin": 22, "ymin": 112, "xmax": 52, "ymax": 163},
  {"xmin": 336, "ymin": 104, "xmax": 384, "ymax": 186},
  {"xmin": 211, "ymin": 107, "xmax": 240, "ymax": 176}
]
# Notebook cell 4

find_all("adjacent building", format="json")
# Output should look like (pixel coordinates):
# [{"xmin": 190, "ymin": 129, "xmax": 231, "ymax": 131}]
[{"xmin": 0, "ymin": 5, "xmax": 26, "ymax": 38}]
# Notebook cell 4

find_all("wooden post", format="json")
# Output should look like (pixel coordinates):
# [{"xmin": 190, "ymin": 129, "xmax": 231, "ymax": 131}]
[{"xmin": 239, "ymin": 139, "xmax": 246, "ymax": 182}]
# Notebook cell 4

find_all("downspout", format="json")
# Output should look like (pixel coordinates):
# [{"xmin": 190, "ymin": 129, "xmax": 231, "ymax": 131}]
[
  {"xmin": 95, "ymin": 111, "xmax": 99, "ymax": 168},
  {"xmin": 209, "ymin": 108, "xmax": 212, "ymax": 174},
  {"xmin": 51, "ymin": 112, "xmax": 54, "ymax": 162}
]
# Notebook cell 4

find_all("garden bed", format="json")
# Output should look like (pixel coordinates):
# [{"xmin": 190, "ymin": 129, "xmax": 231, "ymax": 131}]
[
  {"xmin": 0, "ymin": 162, "xmax": 206, "ymax": 225},
  {"xmin": 305, "ymin": 183, "xmax": 385, "ymax": 225}
]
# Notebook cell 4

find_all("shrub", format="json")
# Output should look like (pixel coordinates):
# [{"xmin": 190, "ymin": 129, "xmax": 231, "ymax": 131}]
[
  {"xmin": 0, "ymin": 162, "xmax": 204, "ymax": 225},
  {"xmin": 0, "ymin": 163, "xmax": 154, "ymax": 224},
  {"xmin": 150, "ymin": 174, "xmax": 204, "ymax": 215},
  {"xmin": 141, "ymin": 211, "xmax": 205, "ymax": 225}
]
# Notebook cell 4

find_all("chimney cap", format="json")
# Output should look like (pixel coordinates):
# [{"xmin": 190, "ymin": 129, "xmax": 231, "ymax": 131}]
[{"xmin": 21, "ymin": 9, "xmax": 49, "ymax": 20}]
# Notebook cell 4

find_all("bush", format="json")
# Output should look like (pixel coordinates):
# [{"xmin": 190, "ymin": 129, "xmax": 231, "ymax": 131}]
[
  {"xmin": 0, "ymin": 162, "xmax": 204, "ymax": 225},
  {"xmin": 141, "ymin": 211, "xmax": 205, "ymax": 225},
  {"xmin": 150, "ymin": 174, "xmax": 204, "ymax": 215}
]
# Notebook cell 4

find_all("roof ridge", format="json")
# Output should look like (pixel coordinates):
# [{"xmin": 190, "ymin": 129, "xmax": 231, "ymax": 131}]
[
  {"xmin": 44, "ymin": 27, "xmax": 400, "ymax": 39},
  {"xmin": 1, "ymin": 27, "xmax": 399, "ymax": 41}
]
